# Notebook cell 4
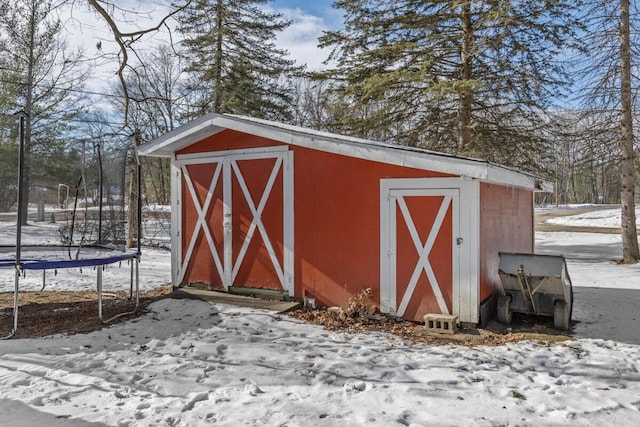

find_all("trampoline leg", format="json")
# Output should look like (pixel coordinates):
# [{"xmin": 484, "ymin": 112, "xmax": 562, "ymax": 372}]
[
  {"xmin": 135, "ymin": 256, "xmax": 139, "ymax": 306},
  {"xmin": 1, "ymin": 269, "xmax": 20, "ymax": 340},
  {"xmin": 98, "ymin": 256, "xmax": 140, "ymax": 325},
  {"xmin": 129, "ymin": 259, "xmax": 134, "ymax": 300},
  {"xmin": 41, "ymin": 270, "xmax": 46, "ymax": 292},
  {"xmin": 97, "ymin": 265, "xmax": 103, "ymax": 321}
]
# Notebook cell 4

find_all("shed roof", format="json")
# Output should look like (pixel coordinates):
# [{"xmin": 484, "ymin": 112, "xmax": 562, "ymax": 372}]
[{"xmin": 138, "ymin": 113, "xmax": 549, "ymax": 191}]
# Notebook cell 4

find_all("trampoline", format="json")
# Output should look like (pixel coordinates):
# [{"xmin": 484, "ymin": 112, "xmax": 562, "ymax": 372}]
[{"xmin": 1, "ymin": 114, "xmax": 143, "ymax": 339}]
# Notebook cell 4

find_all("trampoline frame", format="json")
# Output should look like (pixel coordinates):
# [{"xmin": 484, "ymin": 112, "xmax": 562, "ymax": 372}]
[
  {"xmin": 1, "ymin": 114, "xmax": 144, "ymax": 339},
  {"xmin": 1, "ymin": 251, "xmax": 140, "ymax": 339}
]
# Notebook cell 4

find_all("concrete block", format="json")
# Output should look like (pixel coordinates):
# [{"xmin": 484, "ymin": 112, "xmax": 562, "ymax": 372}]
[{"xmin": 424, "ymin": 313, "xmax": 458, "ymax": 335}]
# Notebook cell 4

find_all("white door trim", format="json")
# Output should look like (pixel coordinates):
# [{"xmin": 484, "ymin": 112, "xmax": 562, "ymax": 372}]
[
  {"xmin": 175, "ymin": 146, "xmax": 289, "ymax": 165},
  {"xmin": 171, "ymin": 160, "xmax": 181, "ymax": 287},
  {"xmin": 172, "ymin": 150, "xmax": 294, "ymax": 295},
  {"xmin": 380, "ymin": 178, "xmax": 479, "ymax": 323}
]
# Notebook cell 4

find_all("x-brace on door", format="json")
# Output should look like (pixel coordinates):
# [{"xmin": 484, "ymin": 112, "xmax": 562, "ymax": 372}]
[
  {"xmin": 175, "ymin": 148, "xmax": 294, "ymax": 294},
  {"xmin": 381, "ymin": 178, "xmax": 470, "ymax": 323}
]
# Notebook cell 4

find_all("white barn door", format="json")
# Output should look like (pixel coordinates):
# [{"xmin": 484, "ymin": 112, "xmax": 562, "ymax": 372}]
[
  {"xmin": 380, "ymin": 178, "xmax": 478, "ymax": 323},
  {"xmin": 175, "ymin": 147, "xmax": 294, "ymax": 294}
]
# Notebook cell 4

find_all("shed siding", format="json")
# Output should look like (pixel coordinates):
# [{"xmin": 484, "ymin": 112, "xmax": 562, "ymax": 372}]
[
  {"xmin": 291, "ymin": 146, "xmax": 453, "ymax": 308},
  {"xmin": 176, "ymin": 129, "xmax": 284, "ymax": 155},
  {"xmin": 478, "ymin": 183, "xmax": 534, "ymax": 302}
]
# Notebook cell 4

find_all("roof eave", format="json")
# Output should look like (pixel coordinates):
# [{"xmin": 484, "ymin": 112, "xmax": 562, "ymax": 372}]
[{"xmin": 139, "ymin": 113, "xmax": 539, "ymax": 190}]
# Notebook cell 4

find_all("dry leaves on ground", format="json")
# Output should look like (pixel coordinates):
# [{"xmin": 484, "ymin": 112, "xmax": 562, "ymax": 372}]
[
  {"xmin": 288, "ymin": 288, "xmax": 572, "ymax": 347},
  {"xmin": 1, "ymin": 285, "xmax": 571, "ymax": 346}
]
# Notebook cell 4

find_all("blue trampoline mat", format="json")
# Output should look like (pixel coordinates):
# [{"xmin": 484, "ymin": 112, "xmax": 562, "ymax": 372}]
[{"xmin": 0, "ymin": 245, "xmax": 139, "ymax": 271}]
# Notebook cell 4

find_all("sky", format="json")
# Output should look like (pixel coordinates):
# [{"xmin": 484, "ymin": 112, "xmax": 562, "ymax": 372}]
[
  {"xmin": 268, "ymin": 0, "xmax": 341, "ymax": 70},
  {"xmin": 273, "ymin": 0, "xmax": 336, "ymax": 17},
  {"xmin": 60, "ymin": 0, "xmax": 340, "ymax": 88},
  {"xmin": 1, "ymin": 205, "xmax": 640, "ymax": 425}
]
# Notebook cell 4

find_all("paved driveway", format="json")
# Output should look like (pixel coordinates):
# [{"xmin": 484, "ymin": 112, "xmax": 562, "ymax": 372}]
[
  {"xmin": 535, "ymin": 209, "xmax": 640, "ymax": 345},
  {"xmin": 570, "ymin": 287, "xmax": 640, "ymax": 345}
]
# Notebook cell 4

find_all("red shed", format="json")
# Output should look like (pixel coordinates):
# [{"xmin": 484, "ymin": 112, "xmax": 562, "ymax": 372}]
[{"xmin": 139, "ymin": 114, "xmax": 546, "ymax": 325}]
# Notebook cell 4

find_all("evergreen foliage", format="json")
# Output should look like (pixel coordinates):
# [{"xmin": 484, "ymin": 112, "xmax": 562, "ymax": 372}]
[
  {"xmin": 0, "ymin": 0, "xmax": 88, "ymax": 213},
  {"xmin": 178, "ymin": 0, "xmax": 302, "ymax": 120},
  {"xmin": 319, "ymin": 0, "xmax": 582, "ymax": 173}
]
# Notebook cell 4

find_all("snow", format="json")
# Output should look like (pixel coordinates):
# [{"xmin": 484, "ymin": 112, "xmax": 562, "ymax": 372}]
[
  {"xmin": 544, "ymin": 205, "xmax": 640, "ymax": 229},
  {"xmin": 1, "ymin": 299, "xmax": 640, "ymax": 426},
  {"xmin": 1, "ymin": 207, "xmax": 640, "ymax": 425},
  {"xmin": 0, "ymin": 222, "xmax": 171, "ymax": 292},
  {"xmin": 535, "ymin": 209, "xmax": 640, "ymax": 347},
  {"xmin": 536, "ymin": 231, "xmax": 639, "ymax": 288}
]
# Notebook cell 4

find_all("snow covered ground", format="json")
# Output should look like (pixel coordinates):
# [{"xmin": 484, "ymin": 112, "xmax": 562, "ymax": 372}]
[
  {"xmin": 545, "ymin": 205, "xmax": 640, "ymax": 229},
  {"xmin": 536, "ymin": 230, "xmax": 640, "ymax": 345},
  {"xmin": 536, "ymin": 230, "xmax": 639, "ymax": 289},
  {"xmin": 0, "ymin": 207, "xmax": 640, "ymax": 426},
  {"xmin": 0, "ymin": 222, "xmax": 170, "ymax": 292}
]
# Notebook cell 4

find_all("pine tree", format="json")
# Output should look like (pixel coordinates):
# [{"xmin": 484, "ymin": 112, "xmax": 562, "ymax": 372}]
[
  {"xmin": 178, "ymin": 0, "xmax": 302, "ymax": 120},
  {"xmin": 319, "ymin": 0, "xmax": 582, "ymax": 172},
  {"xmin": 0, "ymin": 0, "xmax": 88, "ymax": 221},
  {"xmin": 0, "ymin": 103, "xmax": 19, "ymax": 212}
]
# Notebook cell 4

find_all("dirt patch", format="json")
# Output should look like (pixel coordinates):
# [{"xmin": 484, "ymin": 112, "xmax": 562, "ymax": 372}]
[
  {"xmin": 1, "ymin": 286, "xmax": 570, "ymax": 345},
  {"xmin": 0, "ymin": 285, "xmax": 173, "ymax": 339}
]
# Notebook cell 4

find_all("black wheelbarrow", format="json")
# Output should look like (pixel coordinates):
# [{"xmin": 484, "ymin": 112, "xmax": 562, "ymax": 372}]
[{"xmin": 497, "ymin": 252, "xmax": 573, "ymax": 330}]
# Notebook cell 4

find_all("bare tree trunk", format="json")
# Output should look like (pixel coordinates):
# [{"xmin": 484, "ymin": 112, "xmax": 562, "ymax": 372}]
[
  {"xmin": 619, "ymin": 0, "xmax": 639, "ymax": 262},
  {"xmin": 457, "ymin": 1, "xmax": 473, "ymax": 153},
  {"xmin": 127, "ymin": 164, "xmax": 136, "ymax": 248},
  {"xmin": 158, "ymin": 158, "xmax": 167, "ymax": 205},
  {"xmin": 213, "ymin": 0, "xmax": 224, "ymax": 113},
  {"xmin": 127, "ymin": 131, "xmax": 141, "ymax": 249}
]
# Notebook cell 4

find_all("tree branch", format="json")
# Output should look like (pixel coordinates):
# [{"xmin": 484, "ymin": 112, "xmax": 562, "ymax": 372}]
[{"xmin": 85, "ymin": 0, "xmax": 191, "ymax": 125}]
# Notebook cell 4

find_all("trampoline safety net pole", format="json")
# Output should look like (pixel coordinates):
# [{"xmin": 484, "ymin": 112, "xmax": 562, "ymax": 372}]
[{"xmin": 2, "ymin": 113, "xmax": 27, "ymax": 340}]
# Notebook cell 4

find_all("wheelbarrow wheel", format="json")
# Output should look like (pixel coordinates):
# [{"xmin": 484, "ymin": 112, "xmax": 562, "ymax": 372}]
[
  {"xmin": 497, "ymin": 295, "xmax": 512, "ymax": 324},
  {"xmin": 554, "ymin": 300, "xmax": 570, "ymax": 331}
]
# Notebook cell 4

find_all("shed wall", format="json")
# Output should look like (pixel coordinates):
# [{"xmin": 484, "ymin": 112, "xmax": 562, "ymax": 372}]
[
  {"xmin": 175, "ymin": 130, "xmax": 457, "ymax": 309},
  {"xmin": 177, "ymin": 129, "xmax": 284, "ymax": 154},
  {"xmin": 478, "ymin": 183, "xmax": 534, "ymax": 302},
  {"xmin": 291, "ymin": 146, "xmax": 453, "ymax": 308},
  {"xmin": 173, "ymin": 129, "xmax": 535, "ymax": 322}
]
